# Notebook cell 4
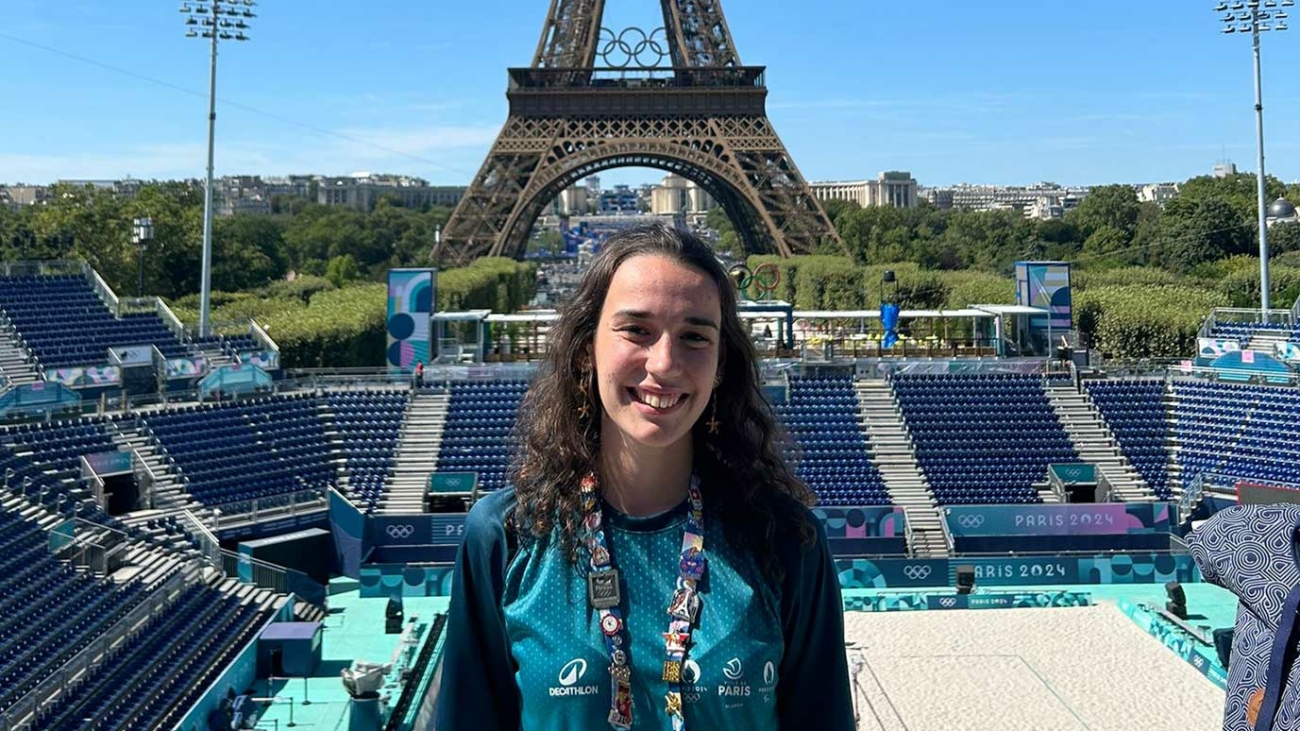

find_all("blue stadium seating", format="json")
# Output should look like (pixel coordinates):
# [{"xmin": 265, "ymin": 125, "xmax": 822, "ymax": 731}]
[
  {"xmin": 774, "ymin": 375, "xmax": 889, "ymax": 506},
  {"xmin": 328, "ymin": 390, "xmax": 409, "ymax": 513},
  {"xmin": 0, "ymin": 505, "xmax": 148, "ymax": 715},
  {"xmin": 1086, "ymin": 379, "xmax": 1172, "ymax": 499},
  {"xmin": 0, "ymin": 275, "xmax": 191, "ymax": 369},
  {"xmin": 1173, "ymin": 380, "xmax": 1300, "ymax": 488},
  {"xmin": 1206, "ymin": 321, "xmax": 1289, "ymax": 341},
  {"xmin": 33, "ymin": 583, "xmax": 273, "ymax": 731},
  {"xmin": 141, "ymin": 395, "xmax": 335, "ymax": 509},
  {"xmin": 436, "ymin": 380, "xmax": 528, "ymax": 492},
  {"xmin": 892, "ymin": 373, "xmax": 1077, "ymax": 505}
]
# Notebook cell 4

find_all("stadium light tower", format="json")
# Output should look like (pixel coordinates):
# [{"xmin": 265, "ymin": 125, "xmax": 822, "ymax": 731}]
[
  {"xmin": 1215, "ymin": 0, "xmax": 1292, "ymax": 318},
  {"xmin": 181, "ymin": 0, "xmax": 256, "ymax": 338}
]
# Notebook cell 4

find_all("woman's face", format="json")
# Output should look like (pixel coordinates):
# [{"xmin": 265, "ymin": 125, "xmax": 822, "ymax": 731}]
[{"xmin": 591, "ymin": 254, "xmax": 722, "ymax": 452}]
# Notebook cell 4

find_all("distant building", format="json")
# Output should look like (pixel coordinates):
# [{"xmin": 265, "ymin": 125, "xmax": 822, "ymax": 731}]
[
  {"xmin": 598, "ymin": 185, "xmax": 641, "ymax": 215},
  {"xmin": 922, "ymin": 182, "xmax": 1090, "ymax": 220},
  {"xmin": 58, "ymin": 178, "xmax": 144, "ymax": 200},
  {"xmin": 584, "ymin": 176, "xmax": 601, "ymax": 196},
  {"xmin": 1214, "ymin": 161, "xmax": 1238, "ymax": 178},
  {"xmin": 811, "ymin": 171, "xmax": 919, "ymax": 209},
  {"xmin": 1137, "ymin": 183, "xmax": 1179, "ymax": 207},
  {"xmin": 553, "ymin": 186, "xmax": 590, "ymax": 215},
  {"xmin": 651, "ymin": 174, "xmax": 715, "ymax": 216},
  {"xmin": 316, "ymin": 174, "xmax": 466, "ymax": 211},
  {"xmin": 1, "ymin": 184, "xmax": 51, "ymax": 206}
]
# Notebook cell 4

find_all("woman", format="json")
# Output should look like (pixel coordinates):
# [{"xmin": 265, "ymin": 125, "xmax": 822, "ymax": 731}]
[{"xmin": 436, "ymin": 225, "xmax": 853, "ymax": 730}]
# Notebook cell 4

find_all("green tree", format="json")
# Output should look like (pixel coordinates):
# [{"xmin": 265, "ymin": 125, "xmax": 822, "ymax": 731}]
[
  {"xmin": 325, "ymin": 253, "xmax": 363, "ymax": 288},
  {"xmin": 1066, "ymin": 184, "xmax": 1141, "ymax": 243},
  {"xmin": 1158, "ymin": 196, "xmax": 1243, "ymax": 273}
]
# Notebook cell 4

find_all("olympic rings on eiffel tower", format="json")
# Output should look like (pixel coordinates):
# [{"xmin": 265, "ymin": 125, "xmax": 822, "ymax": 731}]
[{"xmin": 598, "ymin": 26, "xmax": 670, "ymax": 69}]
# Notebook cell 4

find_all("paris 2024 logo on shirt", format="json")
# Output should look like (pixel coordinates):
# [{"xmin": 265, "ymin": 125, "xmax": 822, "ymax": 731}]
[
  {"xmin": 716, "ymin": 657, "xmax": 778, "ymax": 706},
  {"xmin": 549, "ymin": 658, "xmax": 600, "ymax": 697}
]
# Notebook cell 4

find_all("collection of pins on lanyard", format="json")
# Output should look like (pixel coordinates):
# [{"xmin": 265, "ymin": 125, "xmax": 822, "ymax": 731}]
[{"xmin": 579, "ymin": 473, "xmax": 706, "ymax": 730}]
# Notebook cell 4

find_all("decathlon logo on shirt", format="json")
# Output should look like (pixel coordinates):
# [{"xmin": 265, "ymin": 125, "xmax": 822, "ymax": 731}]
[{"xmin": 550, "ymin": 658, "xmax": 600, "ymax": 697}]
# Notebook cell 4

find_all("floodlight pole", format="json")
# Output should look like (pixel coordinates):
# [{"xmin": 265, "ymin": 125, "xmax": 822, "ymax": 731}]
[
  {"xmin": 1249, "ymin": 21, "xmax": 1270, "ymax": 317},
  {"xmin": 1217, "ymin": 0, "xmax": 1293, "ymax": 318},
  {"xmin": 200, "ymin": 10, "xmax": 219, "ymax": 338}
]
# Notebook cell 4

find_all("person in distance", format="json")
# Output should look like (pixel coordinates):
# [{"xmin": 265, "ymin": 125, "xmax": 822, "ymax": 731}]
[{"xmin": 436, "ymin": 224, "xmax": 854, "ymax": 730}]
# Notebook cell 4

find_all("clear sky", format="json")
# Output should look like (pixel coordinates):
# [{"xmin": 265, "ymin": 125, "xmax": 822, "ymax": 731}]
[{"xmin": 2, "ymin": 0, "xmax": 1298, "ymax": 189}]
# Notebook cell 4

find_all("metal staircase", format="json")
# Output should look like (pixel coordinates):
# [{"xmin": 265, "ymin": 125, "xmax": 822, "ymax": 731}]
[
  {"xmin": 853, "ymin": 379, "xmax": 948, "ymax": 558},
  {"xmin": 382, "ymin": 389, "xmax": 448, "ymax": 514},
  {"xmin": 0, "ymin": 318, "xmax": 41, "ymax": 386},
  {"xmin": 109, "ymin": 420, "xmax": 198, "ymax": 516},
  {"xmin": 1045, "ymin": 382, "xmax": 1154, "ymax": 502}
]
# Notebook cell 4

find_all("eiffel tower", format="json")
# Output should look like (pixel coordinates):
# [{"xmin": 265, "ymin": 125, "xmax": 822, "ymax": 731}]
[{"xmin": 434, "ymin": 0, "xmax": 841, "ymax": 266}]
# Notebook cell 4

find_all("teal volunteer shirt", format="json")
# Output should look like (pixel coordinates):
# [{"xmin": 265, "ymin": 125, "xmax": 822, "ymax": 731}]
[{"xmin": 435, "ymin": 486, "xmax": 855, "ymax": 730}]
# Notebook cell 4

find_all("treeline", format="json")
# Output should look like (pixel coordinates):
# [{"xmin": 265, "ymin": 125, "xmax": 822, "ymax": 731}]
[
  {"xmin": 0, "ymin": 182, "xmax": 452, "ymax": 299},
  {"xmin": 820, "ymin": 174, "xmax": 1300, "ymax": 275}
]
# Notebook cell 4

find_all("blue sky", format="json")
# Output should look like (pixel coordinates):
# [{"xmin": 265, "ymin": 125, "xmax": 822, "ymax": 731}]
[{"xmin": 2, "ymin": 0, "xmax": 1299, "ymax": 188}]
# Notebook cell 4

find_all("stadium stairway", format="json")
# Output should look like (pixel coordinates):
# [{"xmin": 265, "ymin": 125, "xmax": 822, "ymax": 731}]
[
  {"xmin": 0, "ymin": 320, "xmax": 40, "ymax": 386},
  {"xmin": 193, "ymin": 339, "xmax": 236, "ymax": 369},
  {"xmin": 1045, "ymin": 382, "xmax": 1154, "ymax": 502},
  {"xmin": 383, "ymin": 389, "xmax": 449, "ymax": 514},
  {"xmin": 854, "ymin": 379, "xmax": 949, "ymax": 558},
  {"xmin": 314, "ymin": 400, "xmax": 356, "ymax": 495},
  {"xmin": 109, "ymin": 419, "xmax": 197, "ymax": 514},
  {"xmin": 1245, "ymin": 328, "xmax": 1289, "ymax": 357}
]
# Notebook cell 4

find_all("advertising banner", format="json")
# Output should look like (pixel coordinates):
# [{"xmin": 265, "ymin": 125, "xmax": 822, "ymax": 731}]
[{"xmin": 944, "ymin": 502, "xmax": 1172, "ymax": 538}]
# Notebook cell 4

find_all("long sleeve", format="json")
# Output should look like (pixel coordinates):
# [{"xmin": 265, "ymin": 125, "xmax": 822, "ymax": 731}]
[
  {"xmin": 776, "ymin": 515, "xmax": 855, "ymax": 731},
  {"xmin": 435, "ymin": 489, "xmax": 521, "ymax": 731}
]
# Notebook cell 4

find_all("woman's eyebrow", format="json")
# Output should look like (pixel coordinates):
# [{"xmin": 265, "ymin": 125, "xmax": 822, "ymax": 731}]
[{"xmin": 612, "ymin": 309, "xmax": 718, "ymax": 330}]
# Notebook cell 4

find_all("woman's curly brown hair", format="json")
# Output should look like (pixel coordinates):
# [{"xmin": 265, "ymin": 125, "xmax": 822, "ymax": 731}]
[{"xmin": 509, "ymin": 224, "xmax": 815, "ymax": 579}]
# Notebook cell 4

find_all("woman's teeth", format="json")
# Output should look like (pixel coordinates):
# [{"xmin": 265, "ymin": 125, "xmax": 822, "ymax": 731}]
[{"xmin": 633, "ymin": 389, "xmax": 683, "ymax": 409}]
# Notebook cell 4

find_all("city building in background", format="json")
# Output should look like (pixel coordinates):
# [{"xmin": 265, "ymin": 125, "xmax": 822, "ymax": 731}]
[
  {"xmin": 811, "ymin": 171, "xmax": 919, "ymax": 209},
  {"xmin": 921, "ymin": 182, "xmax": 1091, "ymax": 220},
  {"xmin": 651, "ymin": 174, "xmax": 715, "ymax": 217},
  {"xmin": 1137, "ymin": 183, "xmax": 1180, "ymax": 207},
  {"xmin": 316, "ymin": 174, "xmax": 465, "ymax": 212}
]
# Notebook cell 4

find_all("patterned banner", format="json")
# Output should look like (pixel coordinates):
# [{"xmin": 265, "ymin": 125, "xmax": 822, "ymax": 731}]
[
  {"xmin": 844, "ymin": 590, "xmax": 1090, "ymax": 613},
  {"xmin": 812, "ymin": 506, "xmax": 906, "ymax": 538},
  {"xmin": 944, "ymin": 502, "xmax": 1173, "ymax": 538},
  {"xmin": 44, "ymin": 366, "xmax": 122, "ymax": 388},
  {"xmin": 1015, "ymin": 261, "xmax": 1072, "ymax": 330},
  {"xmin": 1198, "ymin": 337, "xmax": 1242, "ymax": 359},
  {"xmin": 243, "ymin": 350, "xmax": 279, "ymax": 371},
  {"xmin": 164, "ymin": 356, "xmax": 207, "ymax": 379},
  {"xmin": 386, "ymin": 269, "xmax": 435, "ymax": 373},
  {"xmin": 1274, "ymin": 341, "xmax": 1300, "ymax": 362}
]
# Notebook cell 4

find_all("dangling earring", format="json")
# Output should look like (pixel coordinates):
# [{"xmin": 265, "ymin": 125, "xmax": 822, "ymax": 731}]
[{"xmin": 577, "ymin": 369, "xmax": 593, "ymax": 420}]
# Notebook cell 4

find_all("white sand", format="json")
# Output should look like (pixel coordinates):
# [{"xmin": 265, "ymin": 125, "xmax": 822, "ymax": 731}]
[{"xmin": 843, "ymin": 602, "xmax": 1224, "ymax": 731}]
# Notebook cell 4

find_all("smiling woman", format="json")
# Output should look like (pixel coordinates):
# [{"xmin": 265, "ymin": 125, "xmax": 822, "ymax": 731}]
[{"xmin": 436, "ymin": 225, "xmax": 855, "ymax": 731}]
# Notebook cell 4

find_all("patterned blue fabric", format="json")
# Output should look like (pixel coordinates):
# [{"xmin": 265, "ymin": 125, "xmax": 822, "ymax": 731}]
[{"xmin": 1189, "ymin": 505, "xmax": 1300, "ymax": 731}]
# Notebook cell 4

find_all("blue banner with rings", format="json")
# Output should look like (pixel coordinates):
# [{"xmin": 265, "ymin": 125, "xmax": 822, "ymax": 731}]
[
  {"xmin": 835, "ymin": 553, "xmax": 1200, "ymax": 590},
  {"xmin": 945, "ymin": 502, "xmax": 1173, "ymax": 538}
]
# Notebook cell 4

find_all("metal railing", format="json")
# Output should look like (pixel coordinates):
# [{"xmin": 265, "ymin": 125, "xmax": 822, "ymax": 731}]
[
  {"xmin": 250, "ymin": 318, "xmax": 278, "ymax": 354},
  {"xmin": 1207, "ymin": 306, "xmax": 1293, "ymax": 327},
  {"xmin": 210, "ymin": 487, "xmax": 328, "ymax": 529},
  {"xmin": 178, "ymin": 509, "xmax": 223, "ymax": 568},
  {"xmin": 508, "ymin": 65, "xmax": 767, "ymax": 90},
  {"xmin": 82, "ymin": 262, "xmax": 120, "ymax": 314}
]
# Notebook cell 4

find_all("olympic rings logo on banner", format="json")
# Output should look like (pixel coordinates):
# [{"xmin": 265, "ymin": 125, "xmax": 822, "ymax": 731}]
[
  {"xmin": 939, "ymin": 597, "xmax": 956, "ymax": 608},
  {"xmin": 902, "ymin": 565, "xmax": 932, "ymax": 580},
  {"xmin": 956, "ymin": 515, "xmax": 985, "ymax": 529},
  {"xmin": 386, "ymin": 525, "xmax": 415, "ymax": 539}
]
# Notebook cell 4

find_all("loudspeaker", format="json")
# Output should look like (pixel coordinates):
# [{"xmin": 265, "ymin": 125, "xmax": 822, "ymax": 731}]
[
  {"xmin": 385, "ymin": 595, "xmax": 404, "ymax": 634},
  {"xmin": 955, "ymin": 565, "xmax": 975, "ymax": 595},
  {"xmin": 1165, "ymin": 580, "xmax": 1188, "ymax": 620},
  {"xmin": 1213, "ymin": 627, "xmax": 1234, "ymax": 670}
]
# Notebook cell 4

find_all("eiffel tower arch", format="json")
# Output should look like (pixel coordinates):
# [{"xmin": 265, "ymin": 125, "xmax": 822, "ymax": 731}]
[{"xmin": 434, "ymin": 0, "xmax": 842, "ymax": 267}]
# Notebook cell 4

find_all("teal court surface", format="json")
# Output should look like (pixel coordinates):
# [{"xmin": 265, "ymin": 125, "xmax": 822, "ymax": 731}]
[{"xmin": 254, "ymin": 582, "xmax": 450, "ymax": 731}]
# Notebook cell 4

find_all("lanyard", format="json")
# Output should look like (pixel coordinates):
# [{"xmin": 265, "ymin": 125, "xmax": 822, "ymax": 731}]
[{"xmin": 579, "ymin": 473, "xmax": 706, "ymax": 730}]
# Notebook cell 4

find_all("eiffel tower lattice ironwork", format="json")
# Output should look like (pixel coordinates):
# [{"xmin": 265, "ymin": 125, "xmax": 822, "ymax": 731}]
[{"xmin": 434, "ymin": 0, "xmax": 842, "ymax": 266}]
